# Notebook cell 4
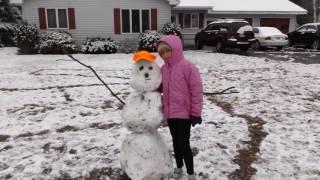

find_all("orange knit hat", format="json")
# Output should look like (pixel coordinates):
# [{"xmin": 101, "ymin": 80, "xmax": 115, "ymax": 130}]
[{"xmin": 132, "ymin": 51, "xmax": 156, "ymax": 62}]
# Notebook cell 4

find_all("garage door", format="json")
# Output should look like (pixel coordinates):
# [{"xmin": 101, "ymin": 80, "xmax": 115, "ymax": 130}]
[{"xmin": 260, "ymin": 18, "xmax": 290, "ymax": 33}]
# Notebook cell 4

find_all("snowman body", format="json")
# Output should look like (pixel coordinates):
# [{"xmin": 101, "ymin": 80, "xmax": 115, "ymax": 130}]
[{"xmin": 121, "ymin": 58, "xmax": 172, "ymax": 180}]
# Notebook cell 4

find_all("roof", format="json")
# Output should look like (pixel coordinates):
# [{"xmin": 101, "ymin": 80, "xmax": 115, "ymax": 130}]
[
  {"xmin": 168, "ymin": 0, "xmax": 180, "ymax": 6},
  {"xmin": 175, "ymin": 0, "xmax": 307, "ymax": 15},
  {"xmin": 18, "ymin": 0, "xmax": 180, "ymax": 5},
  {"xmin": 173, "ymin": 0, "xmax": 214, "ymax": 10},
  {"xmin": 10, "ymin": 0, "xmax": 23, "ymax": 4}
]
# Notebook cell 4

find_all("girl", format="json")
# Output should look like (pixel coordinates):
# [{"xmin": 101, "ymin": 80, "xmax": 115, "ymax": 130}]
[{"xmin": 157, "ymin": 35, "xmax": 203, "ymax": 180}]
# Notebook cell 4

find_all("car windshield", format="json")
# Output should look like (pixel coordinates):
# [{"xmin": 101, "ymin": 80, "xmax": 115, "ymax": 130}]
[
  {"xmin": 259, "ymin": 27, "xmax": 283, "ymax": 35},
  {"xmin": 230, "ymin": 22, "xmax": 250, "ymax": 32}
]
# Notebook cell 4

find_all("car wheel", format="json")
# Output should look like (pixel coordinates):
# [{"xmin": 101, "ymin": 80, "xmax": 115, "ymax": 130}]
[
  {"xmin": 240, "ymin": 47, "xmax": 249, "ymax": 52},
  {"xmin": 216, "ymin": 41, "xmax": 224, "ymax": 52},
  {"xmin": 311, "ymin": 40, "xmax": 320, "ymax": 50},
  {"xmin": 195, "ymin": 38, "xmax": 203, "ymax": 50},
  {"xmin": 276, "ymin": 46, "xmax": 283, "ymax": 51},
  {"xmin": 288, "ymin": 39, "xmax": 294, "ymax": 47},
  {"xmin": 253, "ymin": 41, "xmax": 261, "ymax": 50}
]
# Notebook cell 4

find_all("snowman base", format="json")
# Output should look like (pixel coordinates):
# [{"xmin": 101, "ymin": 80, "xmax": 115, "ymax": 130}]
[{"xmin": 120, "ymin": 131, "xmax": 173, "ymax": 180}]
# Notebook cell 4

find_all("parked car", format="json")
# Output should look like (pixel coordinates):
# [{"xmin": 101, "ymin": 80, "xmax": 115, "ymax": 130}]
[
  {"xmin": 252, "ymin": 27, "xmax": 288, "ymax": 51},
  {"xmin": 195, "ymin": 19, "xmax": 256, "ymax": 52},
  {"xmin": 287, "ymin": 23, "xmax": 320, "ymax": 50}
]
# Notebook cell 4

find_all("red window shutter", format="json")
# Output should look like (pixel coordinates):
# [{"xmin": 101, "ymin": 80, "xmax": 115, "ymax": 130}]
[
  {"xmin": 151, "ymin": 8, "xmax": 158, "ymax": 31},
  {"xmin": 199, "ymin": 13, "xmax": 204, "ymax": 29},
  {"xmin": 114, "ymin": 8, "xmax": 121, "ymax": 34},
  {"xmin": 38, "ymin": 8, "xmax": 47, "ymax": 29},
  {"xmin": 68, "ymin": 8, "xmax": 76, "ymax": 29},
  {"xmin": 178, "ymin": 13, "xmax": 184, "ymax": 29}
]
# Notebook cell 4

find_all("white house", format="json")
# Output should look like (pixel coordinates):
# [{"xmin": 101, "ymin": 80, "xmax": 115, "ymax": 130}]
[{"xmin": 19, "ymin": 0, "xmax": 306, "ymax": 45}]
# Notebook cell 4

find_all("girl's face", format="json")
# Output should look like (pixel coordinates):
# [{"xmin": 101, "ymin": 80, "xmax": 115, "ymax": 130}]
[{"xmin": 157, "ymin": 42, "xmax": 172, "ymax": 60}]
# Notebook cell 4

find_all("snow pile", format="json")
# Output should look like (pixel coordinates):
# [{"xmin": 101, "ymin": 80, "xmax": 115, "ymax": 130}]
[
  {"xmin": 138, "ymin": 31, "xmax": 162, "ymax": 52},
  {"xmin": 81, "ymin": 38, "xmax": 119, "ymax": 54},
  {"xmin": 39, "ymin": 31, "xmax": 76, "ymax": 54}
]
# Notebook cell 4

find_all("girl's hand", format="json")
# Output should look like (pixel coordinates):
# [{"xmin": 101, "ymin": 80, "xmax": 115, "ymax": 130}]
[{"xmin": 190, "ymin": 115, "xmax": 202, "ymax": 127}]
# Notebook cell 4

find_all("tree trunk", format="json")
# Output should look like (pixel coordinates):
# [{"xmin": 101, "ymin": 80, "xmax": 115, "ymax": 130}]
[
  {"xmin": 318, "ymin": 0, "xmax": 320, "ymax": 22},
  {"xmin": 313, "ymin": 0, "xmax": 317, "ymax": 22}
]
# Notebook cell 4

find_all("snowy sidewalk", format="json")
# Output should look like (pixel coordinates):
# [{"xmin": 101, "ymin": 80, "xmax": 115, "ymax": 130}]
[{"xmin": 0, "ymin": 48, "xmax": 319, "ymax": 179}]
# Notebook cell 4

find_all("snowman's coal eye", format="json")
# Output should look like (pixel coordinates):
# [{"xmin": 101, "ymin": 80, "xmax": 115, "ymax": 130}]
[
  {"xmin": 149, "ymin": 66, "xmax": 153, "ymax": 70},
  {"xmin": 139, "ymin": 66, "xmax": 144, "ymax": 71}
]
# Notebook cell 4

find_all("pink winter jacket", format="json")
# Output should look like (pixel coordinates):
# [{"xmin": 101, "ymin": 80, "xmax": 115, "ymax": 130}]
[{"xmin": 159, "ymin": 35, "xmax": 203, "ymax": 120}]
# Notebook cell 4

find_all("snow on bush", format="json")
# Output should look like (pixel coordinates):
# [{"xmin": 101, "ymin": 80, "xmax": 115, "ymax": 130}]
[
  {"xmin": 15, "ymin": 24, "xmax": 39, "ymax": 54},
  {"xmin": 81, "ymin": 37, "xmax": 119, "ymax": 54},
  {"xmin": 39, "ymin": 31, "xmax": 77, "ymax": 54},
  {"xmin": 138, "ymin": 31, "xmax": 162, "ymax": 52},
  {"xmin": 160, "ymin": 22, "xmax": 182, "ymax": 39}
]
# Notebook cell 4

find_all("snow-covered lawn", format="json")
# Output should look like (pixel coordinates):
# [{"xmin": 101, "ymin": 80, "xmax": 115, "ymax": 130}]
[{"xmin": 0, "ymin": 48, "xmax": 319, "ymax": 180}]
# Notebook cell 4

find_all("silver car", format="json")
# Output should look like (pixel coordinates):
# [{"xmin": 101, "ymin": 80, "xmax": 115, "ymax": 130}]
[{"xmin": 253, "ymin": 27, "xmax": 289, "ymax": 51}]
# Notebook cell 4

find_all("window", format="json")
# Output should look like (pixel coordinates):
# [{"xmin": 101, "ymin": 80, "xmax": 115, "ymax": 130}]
[
  {"xmin": 46, "ymin": 8, "xmax": 68, "ymax": 29},
  {"xmin": 171, "ymin": 15, "xmax": 177, "ymax": 24},
  {"xmin": 132, "ymin": 9, "xmax": 140, "ymax": 33},
  {"xmin": 184, "ymin": 14, "xmax": 199, "ymax": 28},
  {"xmin": 121, "ymin": 9, "xmax": 151, "ymax": 33},
  {"xmin": 122, "ymin": 9, "xmax": 130, "ymax": 33},
  {"xmin": 297, "ymin": 26, "xmax": 308, "ymax": 32},
  {"xmin": 184, "ymin": 14, "xmax": 191, "ymax": 28},
  {"xmin": 58, "ymin": 9, "xmax": 68, "ymax": 28},
  {"xmin": 307, "ymin": 26, "xmax": 317, "ymax": 32},
  {"xmin": 142, "ymin": 10, "xmax": 150, "ymax": 32}
]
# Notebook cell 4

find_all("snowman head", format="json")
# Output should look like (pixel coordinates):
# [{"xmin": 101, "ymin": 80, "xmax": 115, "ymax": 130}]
[{"xmin": 130, "ymin": 51, "xmax": 161, "ymax": 92}]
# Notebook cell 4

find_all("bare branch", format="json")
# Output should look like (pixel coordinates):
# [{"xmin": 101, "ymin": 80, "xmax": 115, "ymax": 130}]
[
  {"xmin": 204, "ymin": 86, "xmax": 239, "ymax": 96},
  {"xmin": 65, "ymin": 54, "xmax": 126, "ymax": 105}
]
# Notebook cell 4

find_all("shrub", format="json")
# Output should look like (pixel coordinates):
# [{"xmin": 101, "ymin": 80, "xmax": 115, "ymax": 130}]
[
  {"xmin": 138, "ymin": 31, "xmax": 162, "ymax": 52},
  {"xmin": 118, "ymin": 38, "xmax": 137, "ymax": 54},
  {"xmin": 39, "ymin": 31, "xmax": 77, "ymax": 54},
  {"xmin": 15, "ymin": 24, "xmax": 39, "ymax": 54},
  {"xmin": 0, "ymin": 23, "xmax": 17, "ymax": 47},
  {"xmin": 160, "ymin": 22, "xmax": 182, "ymax": 39},
  {"xmin": 81, "ymin": 37, "xmax": 119, "ymax": 54}
]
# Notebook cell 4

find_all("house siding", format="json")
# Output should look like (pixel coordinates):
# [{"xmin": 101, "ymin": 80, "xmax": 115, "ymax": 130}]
[{"xmin": 22, "ymin": 0, "xmax": 171, "ymax": 44}]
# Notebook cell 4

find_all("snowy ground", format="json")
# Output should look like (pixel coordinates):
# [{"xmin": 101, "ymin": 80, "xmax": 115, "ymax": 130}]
[{"xmin": 0, "ymin": 48, "xmax": 319, "ymax": 180}]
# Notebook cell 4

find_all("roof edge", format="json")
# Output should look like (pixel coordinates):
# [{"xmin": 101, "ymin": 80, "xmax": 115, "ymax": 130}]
[
  {"xmin": 168, "ymin": 0, "xmax": 180, "ymax": 6},
  {"xmin": 210, "ymin": 10, "xmax": 308, "ymax": 15},
  {"xmin": 173, "ymin": 6, "xmax": 213, "ymax": 10}
]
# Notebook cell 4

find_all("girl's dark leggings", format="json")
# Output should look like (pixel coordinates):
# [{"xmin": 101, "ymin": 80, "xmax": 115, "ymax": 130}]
[{"xmin": 168, "ymin": 119, "xmax": 194, "ymax": 175}]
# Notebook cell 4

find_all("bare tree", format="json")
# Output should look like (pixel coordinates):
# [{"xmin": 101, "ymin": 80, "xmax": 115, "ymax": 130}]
[
  {"xmin": 318, "ymin": 0, "xmax": 320, "ymax": 22},
  {"xmin": 313, "ymin": 0, "xmax": 317, "ymax": 22}
]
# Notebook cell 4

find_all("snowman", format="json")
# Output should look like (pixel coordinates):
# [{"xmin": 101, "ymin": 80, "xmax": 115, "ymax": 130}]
[{"xmin": 120, "ymin": 51, "xmax": 173, "ymax": 180}]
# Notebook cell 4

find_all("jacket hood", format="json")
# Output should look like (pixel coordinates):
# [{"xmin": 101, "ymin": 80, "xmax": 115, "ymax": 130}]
[{"xmin": 158, "ymin": 35, "xmax": 184, "ymax": 65}]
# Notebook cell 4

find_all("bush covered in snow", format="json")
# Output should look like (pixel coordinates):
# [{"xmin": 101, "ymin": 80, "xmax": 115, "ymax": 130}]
[
  {"xmin": 39, "ymin": 31, "xmax": 77, "ymax": 54},
  {"xmin": 0, "ymin": 23, "xmax": 17, "ymax": 47},
  {"xmin": 138, "ymin": 31, "xmax": 162, "ymax": 52},
  {"xmin": 81, "ymin": 37, "xmax": 119, "ymax": 54},
  {"xmin": 160, "ymin": 23, "xmax": 182, "ymax": 39},
  {"xmin": 15, "ymin": 24, "xmax": 39, "ymax": 54}
]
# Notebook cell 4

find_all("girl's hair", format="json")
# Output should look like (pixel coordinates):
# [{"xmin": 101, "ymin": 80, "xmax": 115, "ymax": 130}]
[{"xmin": 157, "ymin": 42, "xmax": 172, "ymax": 56}]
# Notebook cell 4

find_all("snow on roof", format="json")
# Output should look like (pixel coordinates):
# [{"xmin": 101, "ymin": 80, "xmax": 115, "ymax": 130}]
[
  {"xmin": 174, "ymin": 0, "xmax": 214, "ymax": 10},
  {"xmin": 211, "ymin": 0, "xmax": 307, "ymax": 14},
  {"xmin": 175, "ymin": 0, "xmax": 307, "ymax": 15},
  {"xmin": 10, "ymin": 0, "xmax": 23, "ymax": 4}
]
